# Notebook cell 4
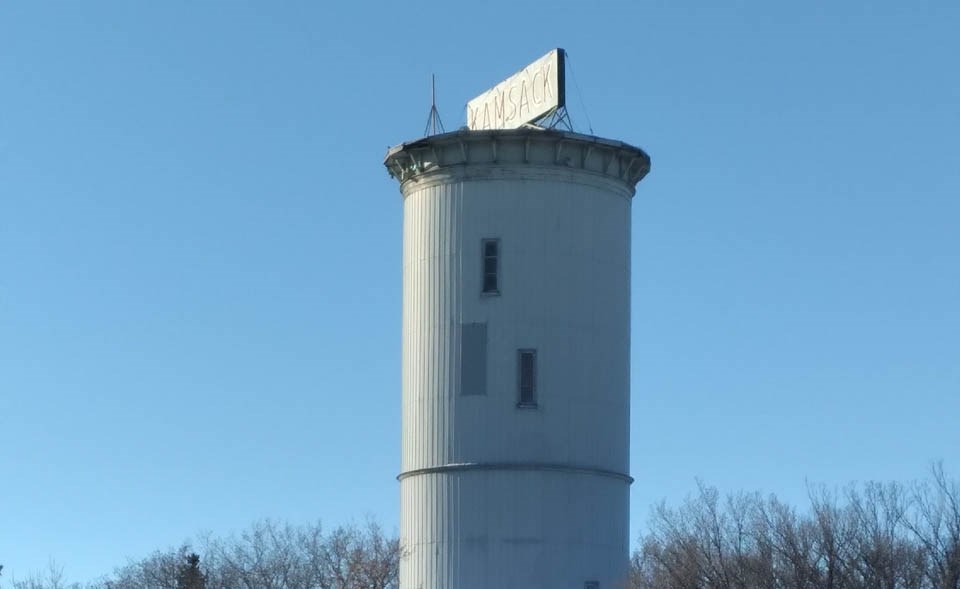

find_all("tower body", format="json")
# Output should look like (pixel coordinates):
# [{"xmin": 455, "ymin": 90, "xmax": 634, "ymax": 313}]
[{"xmin": 385, "ymin": 128, "xmax": 649, "ymax": 589}]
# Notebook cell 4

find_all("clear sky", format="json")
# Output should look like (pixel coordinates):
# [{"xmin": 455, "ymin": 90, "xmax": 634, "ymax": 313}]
[{"xmin": 1, "ymin": 0, "xmax": 958, "ymax": 582}]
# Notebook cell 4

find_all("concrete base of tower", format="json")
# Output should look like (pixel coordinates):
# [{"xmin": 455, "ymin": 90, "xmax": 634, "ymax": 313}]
[{"xmin": 399, "ymin": 468, "xmax": 630, "ymax": 589}]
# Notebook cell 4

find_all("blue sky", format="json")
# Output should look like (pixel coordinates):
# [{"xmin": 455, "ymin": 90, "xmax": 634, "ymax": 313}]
[{"xmin": 1, "ymin": 0, "xmax": 958, "ymax": 582}]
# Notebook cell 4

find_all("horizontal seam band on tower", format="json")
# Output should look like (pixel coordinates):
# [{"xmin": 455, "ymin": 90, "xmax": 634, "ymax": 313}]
[
  {"xmin": 397, "ymin": 462, "xmax": 634, "ymax": 484},
  {"xmin": 396, "ymin": 165, "xmax": 637, "ymax": 199}
]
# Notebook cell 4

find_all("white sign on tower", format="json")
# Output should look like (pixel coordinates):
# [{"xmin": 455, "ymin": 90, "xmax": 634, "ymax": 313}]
[{"xmin": 466, "ymin": 49, "xmax": 565, "ymax": 131}]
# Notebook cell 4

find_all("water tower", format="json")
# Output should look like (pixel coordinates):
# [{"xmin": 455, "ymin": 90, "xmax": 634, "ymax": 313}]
[{"xmin": 384, "ymin": 49, "xmax": 650, "ymax": 589}]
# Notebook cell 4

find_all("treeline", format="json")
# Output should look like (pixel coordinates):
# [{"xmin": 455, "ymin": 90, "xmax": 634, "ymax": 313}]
[
  {"xmin": 5, "ymin": 467, "xmax": 958, "ymax": 589},
  {"xmin": 3, "ymin": 521, "xmax": 399, "ymax": 589},
  {"xmin": 632, "ymin": 465, "xmax": 960, "ymax": 589}
]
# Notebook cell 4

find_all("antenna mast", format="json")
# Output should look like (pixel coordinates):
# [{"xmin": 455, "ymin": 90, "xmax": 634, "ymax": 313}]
[{"xmin": 424, "ymin": 74, "xmax": 445, "ymax": 136}]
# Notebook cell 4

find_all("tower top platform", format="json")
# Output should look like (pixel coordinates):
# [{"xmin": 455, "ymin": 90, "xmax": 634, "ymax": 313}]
[{"xmin": 384, "ymin": 128, "xmax": 651, "ymax": 195}]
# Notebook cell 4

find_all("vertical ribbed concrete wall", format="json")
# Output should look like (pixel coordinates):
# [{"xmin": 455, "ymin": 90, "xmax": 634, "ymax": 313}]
[{"xmin": 385, "ymin": 129, "xmax": 650, "ymax": 589}]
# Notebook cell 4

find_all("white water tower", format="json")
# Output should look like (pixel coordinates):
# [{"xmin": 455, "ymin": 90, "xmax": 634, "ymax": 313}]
[{"xmin": 384, "ymin": 49, "xmax": 650, "ymax": 589}]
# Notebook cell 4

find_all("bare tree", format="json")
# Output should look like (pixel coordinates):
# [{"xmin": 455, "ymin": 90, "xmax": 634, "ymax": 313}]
[
  {"xmin": 97, "ymin": 545, "xmax": 194, "ymax": 589},
  {"xmin": 6, "ymin": 560, "xmax": 86, "ymax": 589},
  {"xmin": 199, "ymin": 519, "xmax": 400, "ymax": 589},
  {"xmin": 46, "ymin": 520, "xmax": 400, "ymax": 589},
  {"xmin": 904, "ymin": 464, "xmax": 960, "ymax": 589},
  {"xmin": 633, "ymin": 467, "xmax": 959, "ymax": 589}
]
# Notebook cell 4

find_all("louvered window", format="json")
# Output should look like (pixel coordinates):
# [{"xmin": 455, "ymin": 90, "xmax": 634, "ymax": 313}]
[
  {"xmin": 481, "ymin": 239, "xmax": 499, "ymax": 294},
  {"xmin": 518, "ymin": 349, "xmax": 536, "ymax": 407}
]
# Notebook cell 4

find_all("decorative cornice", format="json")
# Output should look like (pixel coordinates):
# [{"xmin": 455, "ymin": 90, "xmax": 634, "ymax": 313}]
[{"xmin": 384, "ymin": 129, "xmax": 651, "ymax": 197}]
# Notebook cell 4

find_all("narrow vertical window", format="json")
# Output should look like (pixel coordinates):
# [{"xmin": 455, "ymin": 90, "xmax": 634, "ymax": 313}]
[
  {"xmin": 460, "ymin": 322, "xmax": 487, "ymax": 396},
  {"xmin": 481, "ymin": 239, "xmax": 499, "ymax": 294},
  {"xmin": 518, "ymin": 349, "xmax": 536, "ymax": 407}
]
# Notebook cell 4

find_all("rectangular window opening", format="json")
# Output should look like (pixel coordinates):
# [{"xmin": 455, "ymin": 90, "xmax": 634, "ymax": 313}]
[
  {"xmin": 518, "ymin": 349, "xmax": 536, "ymax": 407},
  {"xmin": 585, "ymin": 582, "xmax": 599, "ymax": 589},
  {"xmin": 481, "ymin": 238, "xmax": 499, "ymax": 295},
  {"xmin": 460, "ymin": 323, "xmax": 487, "ymax": 396}
]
